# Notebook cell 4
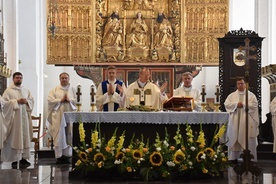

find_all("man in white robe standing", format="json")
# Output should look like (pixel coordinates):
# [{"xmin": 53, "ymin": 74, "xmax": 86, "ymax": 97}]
[
  {"xmin": 96, "ymin": 65, "xmax": 126, "ymax": 111},
  {"xmin": 173, "ymin": 72, "xmax": 202, "ymax": 112},
  {"xmin": 224, "ymin": 78, "xmax": 259, "ymax": 162},
  {"xmin": 269, "ymin": 97, "xmax": 276, "ymax": 153},
  {"xmin": 47, "ymin": 72, "xmax": 77, "ymax": 164},
  {"xmin": 125, "ymin": 67, "xmax": 168, "ymax": 110},
  {"xmin": 1, "ymin": 72, "xmax": 34, "ymax": 168}
]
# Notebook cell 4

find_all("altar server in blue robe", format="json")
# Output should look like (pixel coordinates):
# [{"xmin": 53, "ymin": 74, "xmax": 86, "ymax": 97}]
[{"xmin": 96, "ymin": 65, "xmax": 126, "ymax": 111}]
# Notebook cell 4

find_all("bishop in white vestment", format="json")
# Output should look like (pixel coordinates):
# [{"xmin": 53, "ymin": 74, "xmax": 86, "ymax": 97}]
[
  {"xmin": 1, "ymin": 72, "xmax": 34, "ymax": 167},
  {"xmin": 224, "ymin": 79, "xmax": 259, "ymax": 161},
  {"xmin": 125, "ymin": 67, "xmax": 168, "ymax": 110},
  {"xmin": 47, "ymin": 72, "xmax": 77, "ymax": 164}
]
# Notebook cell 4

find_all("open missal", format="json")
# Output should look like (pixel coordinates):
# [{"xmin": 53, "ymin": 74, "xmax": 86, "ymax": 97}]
[{"xmin": 163, "ymin": 96, "xmax": 194, "ymax": 111}]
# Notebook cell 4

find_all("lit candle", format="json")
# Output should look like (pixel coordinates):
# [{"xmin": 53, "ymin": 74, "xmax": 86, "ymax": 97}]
[
  {"xmin": 215, "ymin": 84, "xmax": 220, "ymax": 103},
  {"xmin": 76, "ymin": 84, "xmax": 82, "ymax": 105},
  {"xmin": 201, "ymin": 83, "xmax": 206, "ymax": 103},
  {"xmin": 90, "ymin": 85, "xmax": 95, "ymax": 105}
]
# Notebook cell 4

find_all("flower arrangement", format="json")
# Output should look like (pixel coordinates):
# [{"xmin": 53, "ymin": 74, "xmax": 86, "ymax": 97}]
[{"xmin": 72, "ymin": 122, "xmax": 228, "ymax": 181}]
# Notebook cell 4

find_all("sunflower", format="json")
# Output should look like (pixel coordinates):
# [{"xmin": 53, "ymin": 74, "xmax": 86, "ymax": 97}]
[
  {"xmin": 204, "ymin": 147, "xmax": 215, "ymax": 157},
  {"xmin": 173, "ymin": 150, "xmax": 185, "ymax": 164},
  {"xmin": 115, "ymin": 151, "xmax": 125, "ymax": 161},
  {"xmin": 78, "ymin": 151, "xmax": 88, "ymax": 163},
  {"xmin": 149, "ymin": 151, "xmax": 163, "ymax": 166},
  {"xmin": 196, "ymin": 151, "xmax": 205, "ymax": 162},
  {"xmin": 132, "ymin": 149, "xmax": 143, "ymax": 160},
  {"xmin": 94, "ymin": 153, "xmax": 105, "ymax": 163}
]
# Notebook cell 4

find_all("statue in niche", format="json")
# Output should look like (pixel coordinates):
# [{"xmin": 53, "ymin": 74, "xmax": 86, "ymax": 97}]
[
  {"xmin": 127, "ymin": 12, "xmax": 149, "ymax": 49},
  {"xmin": 153, "ymin": 11, "xmax": 174, "ymax": 61},
  {"xmin": 127, "ymin": 12, "xmax": 149, "ymax": 59},
  {"xmin": 102, "ymin": 10, "xmax": 123, "ymax": 50}
]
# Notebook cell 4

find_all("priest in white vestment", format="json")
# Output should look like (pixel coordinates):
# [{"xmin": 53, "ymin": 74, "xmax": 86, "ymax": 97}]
[
  {"xmin": 173, "ymin": 72, "xmax": 202, "ymax": 111},
  {"xmin": 224, "ymin": 78, "xmax": 259, "ymax": 162},
  {"xmin": 269, "ymin": 97, "xmax": 276, "ymax": 153},
  {"xmin": 0, "ymin": 96, "xmax": 6, "ymax": 149},
  {"xmin": 47, "ymin": 72, "xmax": 77, "ymax": 164},
  {"xmin": 1, "ymin": 72, "xmax": 34, "ymax": 168},
  {"xmin": 96, "ymin": 65, "xmax": 126, "ymax": 111},
  {"xmin": 125, "ymin": 67, "xmax": 168, "ymax": 110}
]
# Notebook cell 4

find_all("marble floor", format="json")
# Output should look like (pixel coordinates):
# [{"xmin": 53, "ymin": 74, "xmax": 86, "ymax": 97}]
[{"xmin": 0, "ymin": 154, "xmax": 276, "ymax": 184}]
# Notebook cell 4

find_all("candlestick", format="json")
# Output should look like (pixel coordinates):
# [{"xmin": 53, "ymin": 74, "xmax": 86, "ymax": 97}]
[
  {"xmin": 201, "ymin": 83, "xmax": 206, "ymax": 103},
  {"xmin": 76, "ymin": 84, "xmax": 82, "ymax": 105},
  {"xmin": 90, "ymin": 85, "xmax": 96, "ymax": 105},
  {"xmin": 215, "ymin": 84, "xmax": 220, "ymax": 103}
]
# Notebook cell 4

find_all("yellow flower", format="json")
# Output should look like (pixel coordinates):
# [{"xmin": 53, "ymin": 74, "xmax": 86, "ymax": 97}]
[
  {"xmin": 116, "ymin": 133, "xmax": 125, "ymax": 152},
  {"xmin": 107, "ymin": 136, "xmax": 116, "ymax": 149},
  {"xmin": 202, "ymin": 168, "xmax": 208, "ymax": 173},
  {"xmin": 125, "ymin": 148, "xmax": 131, "ymax": 152},
  {"xmin": 78, "ymin": 151, "xmax": 88, "ymax": 163},
  {"xmin": 204, "ymin": 148, "xmax": 215, "ymax": 157},
  {"xmin": 115, "ymin": 152, "xmax": 125, "ymax": 161},
  {"xmin": 98, "ymin": 161, "xmax": 104, "ymax": 168},
  {"xmin": 91, "ymin": 130, "xmax": 99, "ymax": 149},
  {"xmin": 173, "ymin": 149, "xmax": 185, "ymax": 164},
  {"xmin": 75, "ymin": 159, "xmax": 82, "ymax": 166},
  {"xmin": 196, "ymin": 151, "xmax": 205, "ymax": 162},
  {"xmin": 94, "ymin": 153, "xmax": 105, "ymax": 163},
  {"xmin": 214, "ymin": 124, "xmax": 226, "ymax": 142},
  {"xmin": 149, "ymin": 151, "xmax": 163, "ymax": 166},
  {"xmin": 79, "ymin": 122, "xmax": 85, "ymax": 142},
  {"xmin": 132, "ymin": 149, "xmax": 143, "ymax": 160},
  {"xmin": 197, "ymin": 130, "xmax": 205, "ymax": 149},
  {"xmin": 182, "ymin": 164, "xmax": 188, "ymax": 170},
  {"xmin": 126, "ymin": 167, "xmax": 132, "ymax": 172}
]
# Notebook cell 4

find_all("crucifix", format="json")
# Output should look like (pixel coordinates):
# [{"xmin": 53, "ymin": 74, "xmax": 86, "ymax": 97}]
[
  {"xmin": 201, "ymin": 84, "xmax": 206, "ymax": 103},
  {"xmin": 233, "ymin": 38, "xmax": 261, "ymax": 178}
]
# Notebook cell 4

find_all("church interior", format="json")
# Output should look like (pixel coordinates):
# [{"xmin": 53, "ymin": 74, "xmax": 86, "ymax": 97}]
[{"xmin": 1, "ymin": 0, "xmax": 276, "ymax": 183}]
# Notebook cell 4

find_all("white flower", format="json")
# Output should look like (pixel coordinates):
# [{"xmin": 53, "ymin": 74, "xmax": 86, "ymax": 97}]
[
  {"xmin": 166, "ymin": 161, "xmax": 175, "ymax": 167},
  {"xmin": 214, "ymin": 155, "xmax": 218, "ymax": 158},
  {"xmin": 114, "ymin": 160, "xmax": 122, "ymax": 164},
  {"xmin": 163, "ymin": 140, "xmax": 169, "ymax": 147},
  {"xmin": 122, "ymin": 148, "xmax": 126, "ymax": 152},
  {"xmin": 156, "ymin": 147, "xmax": 161, "ymax": 152},
  {"xmin": 188, "ymin": 161, "xmax": 193, "ymax": 166},
  {"xmin": 190, "ymin": 146, "xmax": 196, "ymax": 151},
  {"xmin": 137, "ymin": 160, "xmax": 141, "ymax": 164},
  {"xmin": 200, "ymin": 153, "xmax": 206, "ymax": 160},
  {"xmin": 220, "ymin": 153, "xmax": 225, "ymax": 157}
]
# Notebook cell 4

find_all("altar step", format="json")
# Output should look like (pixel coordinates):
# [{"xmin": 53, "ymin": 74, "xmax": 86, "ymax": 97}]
[
  {"xmin": 257, "ymin": 141, "xmax": 276, "ymax": 160},
  {"xmin": 37, "ymin": 148, "xmax": 55, "ymax": 159}
]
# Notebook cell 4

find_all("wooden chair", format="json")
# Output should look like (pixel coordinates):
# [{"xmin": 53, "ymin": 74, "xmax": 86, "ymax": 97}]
[{"xmin": 31, "ymin": 114, "xmax": 42, "ymax": 160}]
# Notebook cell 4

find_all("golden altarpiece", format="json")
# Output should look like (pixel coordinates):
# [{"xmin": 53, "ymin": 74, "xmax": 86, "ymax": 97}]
[{"xmin": 47, "ymin": 0, "xmax": 228, "ymax": 97}]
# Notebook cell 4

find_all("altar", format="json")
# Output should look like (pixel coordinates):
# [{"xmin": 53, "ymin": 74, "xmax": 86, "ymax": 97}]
[{"xmin": 61, "ymin": 111, "xmax": 228, "ymax": 155}]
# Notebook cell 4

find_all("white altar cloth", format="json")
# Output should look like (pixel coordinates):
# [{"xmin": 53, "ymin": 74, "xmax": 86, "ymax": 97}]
[{"xmin": 59, "ymin": 112, "xmax": 230, "ymax": 150}]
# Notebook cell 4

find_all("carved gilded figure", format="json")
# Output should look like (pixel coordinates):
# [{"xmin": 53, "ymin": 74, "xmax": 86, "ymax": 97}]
[
  {"xmin": 102, "ymin": 11, "xmax": 123, "ymax": 49},
  {"xmin": 127, "ymin": 12, "xmax": 149, "ymax": 49},
  {"xmin": 133, "ymin": 0, "xmax": 153, "ymax": 10},
  {"xmin": 153, "ymin": 12, "xmax": 173, "ymax": 51}
]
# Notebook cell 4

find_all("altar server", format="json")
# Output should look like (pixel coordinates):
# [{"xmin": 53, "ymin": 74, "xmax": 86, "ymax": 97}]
[
  {"xmin": 1, "ymin": 72, "xmax": 34, "ymax": 168},
  {"xmin": 173, "ymin": 72, "xmax": 202, "ymax": 111},
  {"xmin": 224, "ymin": 78, "xmax": 259, "ymax": 162},
  {"xmin": 125, "ymin": 67, "xmax": 168, "ymax": 110},
  {"xmin": 96, "ymin": 65, "xmax": 126, "ymax": 111},
  {"xmin": 47, "ymin": 72, "xmax": 77, "ymax": 164}
]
